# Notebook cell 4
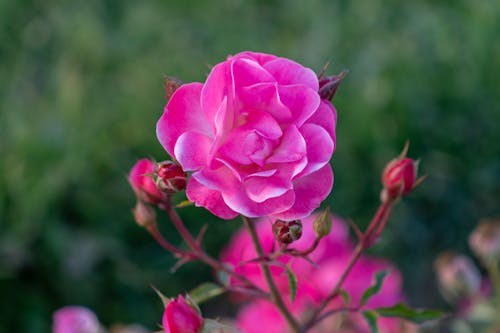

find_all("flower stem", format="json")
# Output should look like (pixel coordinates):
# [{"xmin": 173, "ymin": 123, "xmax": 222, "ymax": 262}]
[{"xmin": 242, "ymin": 216, "xmax": 302, "ymax": 333}]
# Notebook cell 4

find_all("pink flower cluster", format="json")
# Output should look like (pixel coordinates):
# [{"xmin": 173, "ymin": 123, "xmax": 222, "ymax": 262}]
[
  {"xmin": 157, "ymin": 51, "xmax": 337, "ymax": 221},
  {"xmin": 221, "ymin": 214, "xmax": 416, "ymax": 333}
]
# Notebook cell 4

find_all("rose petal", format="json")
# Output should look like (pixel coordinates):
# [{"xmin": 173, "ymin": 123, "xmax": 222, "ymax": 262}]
[
  {"xmin": 263, "ymin": 57, "xmax": 319, "ymax": 90},
  {"xmin": 267, "ymin": 125, "xmax": 306, "ymax": 164},
  {"xmin": 231, "ymin": 57, "xmax": 275, "ymax": 89},
  {"xmin": 295, "ymin": 123, "xmax": 334, "ymax": 177},
  {"xmin": 174, "ymin": 131, "xmax": 213, "ymax": 171},
  {"xmin": 244, "ymin": 172, "xmax": 292, "ymax": 203},
  {"xmin": 192, "ymin": 164, "xmax": 239, "ymax": 193},
  {"xmin": 278, "ymin": 85, "xmax": 320, "ymax": 127},
  {"xmin": 157, "ymin": 83, "xmax": 212, "ymax": 157},
  {"xmin": 186, "ymin": 177, "xmax": 238, "ymax": 219},
  {"xmin": 305, "ymin": 100, "xmax": 337, "ymax": 145},
  {"xmin": 201, "ymin": 62, "xmax": 231, "ymax": 127},
  {"xmin": 222, "ymin": 187, "xmax": 295, "ymax": 218},
  {"xmin": 272, "ymin": 164, "xmax": 333, "ymax": 221},
  {"xmin": 238, "ymin": 83, "xmax": 292, "ymax": 122},
  {"xmin": 235, "ymin": 51, "xmax": 277, "ymax": 66}
]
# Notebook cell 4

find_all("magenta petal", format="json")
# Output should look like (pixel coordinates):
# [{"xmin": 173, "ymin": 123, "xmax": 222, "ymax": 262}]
[
  {"xmin": 278, "ymin": 85, "xmax": 320, "ymax": 127},
  {"xmin": 263, "ymin": 58, "xmax": 319, "ymax": 91},
  {"xmin": 306, "ymin": 100, "xmax": 337, "ymax": 145},
  {"xmin": 267, "ymin": 125, "xmax": 306, "ymax": 163},
  {"xmin": 231, "ymin": 57, "xmax": 275, "ymax": 88},
  {"xmin": 235, "ymin": 51, "xmax": 277, "ymax": 66},
  {"xmin": 238, "ymin": 110, "xmax": 283, "ymax": 140},
  {"xmin": 174, "ymin": 131, "xmax": 213, "ymax": 171},
  {"xmin": 238, "ymin": 83, "xmax": 292, "ymax": 122},
  {"xmin": 272, "ymin": 164, "xmax": 333, "ymax": 221},
  {"xmin": 296, "ymin": 123, "xmax": 334, "ymax": 177},
  {"xmin": 192, "ymin": 165, "xmax": 239, "ymax": 192},
  {"xmin": 157, "ymin": 83, "xmax": 212, "ymax": 157},
  {"xmin": 201, "ymin": 62, "xmax": 231, "ymax": 126},
  {"xmin": 244, "ymin": 173, "xmax": 292, "ymax": 203},
  {"xmin": 222, "ymin": 187, "xmax": 295, "ymax": 218},
  {"xmin": 186, "ymin": 177, "xmax": 238, "ymax": 219}
]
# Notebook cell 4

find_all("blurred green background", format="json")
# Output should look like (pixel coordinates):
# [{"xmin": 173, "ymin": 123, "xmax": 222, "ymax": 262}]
[{"xmin": 1, "ymin": 0, "xmax": 499, "ymax": 331}]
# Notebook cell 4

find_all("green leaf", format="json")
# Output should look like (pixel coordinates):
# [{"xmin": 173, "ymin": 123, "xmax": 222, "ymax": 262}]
[
  {"xmin": 188, "ymin": 282, "xmax": 225, "ymax": 304},
  {"xmin": 362, "ymin": 310, "xmax": 379, "ymax": 333},
  {"xmin": 361, "ymin": 271, "xmax": 389, "ymax": 306},
  {"xmin": 339, "ymin": 289, "xmax": 350, "ymax": 305},
  {"xmin": 376, "ymin": 303, "xmax": 446, "ymax": 323},
  {"xmin": 286, "ymin": 267, "xmax": 297, "ymax": 302}
]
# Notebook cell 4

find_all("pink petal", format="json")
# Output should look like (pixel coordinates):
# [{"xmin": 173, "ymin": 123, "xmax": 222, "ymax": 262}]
[
  {"xmin": 201, "ymin": 62, "xmax": 231, "ymax": 127},
  {"xmin": 192, "ymin": 163, "xmax": 239, "ymax": 193},
  {"xmin": 234, "ymin": 51, "xmax": 277, "ymax": 66},
  {"xmin": 306, "ymin": 100, "xmax": 337, "ymax": 145},
  {"xmin": 231, "ymin": 57, "xmax": 275, "ymax": 89},
  {"xmin": 174, "ymin": 131, "xmax": 213, "ymax": 171},
  {"xmin": 244, "ymin": 172, "xmax": 292, "ymax": 203},
  {"xmin": 267, "ymin": 125, "xmax": 306, "ymax": 163},
  {"xmin": 218, "ymin": 128, "xmax": 275, "ymax": 167},
  {"xmin": 263, "ymin": 57, "xmax": 319, "ymax": 90},
  {"xmin": 238, "ymin": 83, "xmax": 292, "ymax": 122},
  {"xmin": 238, "ymin": 110, "xmax": 283, "ymax": 140},
  {"xmin": 278, "ymin": 85, "xmax": 320, "ymax": 127},
  {"xmin": 272, "ymin": 164, "xmax": 333, "ymax": 221},
  {"xmin": 222, "ymin": 187, "xmax": 295, "ymax": 218},
  {"xmin": 296, "ymin": 123, "xmax": 334, "ymax": 177},
  {"xmin": 157, "ymin": 83, "xmax": 212, "ymax": 157},
  {"xmin": 186, "ymin": 177, "xmax": 238, "ymax": 219}
]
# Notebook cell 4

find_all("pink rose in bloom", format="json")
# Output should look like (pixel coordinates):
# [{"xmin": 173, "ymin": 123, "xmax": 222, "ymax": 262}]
[
  {"xmin": 52, "ymin": 306, "xmax": 100, "ymax": 333},
  {"xmin": 157, "ymin": 51, "xmax": 337, "ymax": 220},
  {"xmin": 129, "ymin": 159, "xmax": 164, "ymax": 204},
  {"xmin": 162, "ymin": 295, "xmax": 204, "ymax": 333},
  {"xmin": 221, "ymin": 214, "xmax": 412, "ymax": 333}
]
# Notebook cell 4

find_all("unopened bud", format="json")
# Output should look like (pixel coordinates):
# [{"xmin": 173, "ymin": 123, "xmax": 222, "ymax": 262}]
[
  {"xmin": 272, "ymin": 220, "xmax": 302, "ymax": 244},
  {"xmin": 381, "ymin": 144, "xmax": 420, "ymax": 202},
  {"xmin": 318, "ymin": 69, "xmax": 348, "ymax": 101},
  {"xmin": 129, "ymin": 159, "xmax": 165, "ymax": 205},
  {"xmin": 162, "ymin": 295, "xmax": 203, "ymax": 333},
  {"xmin": 434, "ymin": 252, "xmax": 481, "ymax": 304},
  {"xmin": 155, "ymin": 161, "xmax": 187, "ymax": 194},
  {"xmin": 133, "ymin": 201, "xmax": 156, "ymax": 228},
  {"xmin": 165, "ymin": 76, "xmax": 182, "ymax": 102},
  {"xmin": 313, "ymin": 207, "xmax": 332, "ymax": 238},
  {"xmin": 469, "ymin": 218, "xmax": 500, "ymax": 262}
]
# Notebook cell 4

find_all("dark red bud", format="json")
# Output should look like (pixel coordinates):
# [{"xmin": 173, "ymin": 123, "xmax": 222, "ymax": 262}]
[
  {"xmin": 318, "ymin": 69, "xmax": 348, "ymax": 101},
  {"xmin": 155, "ymin": 161, "xmax": 187, "ymax": 194},
  {"xmin": 381, "ymin": 157, "xmax": 418, "ymax": 201},
  {"xmin": 272, "ymin": 220, "xmax": 302, "ymax": 244}
]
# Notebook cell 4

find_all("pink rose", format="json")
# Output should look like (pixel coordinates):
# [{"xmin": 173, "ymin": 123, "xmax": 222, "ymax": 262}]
[
  {"xmin": 162, "ymin": 295, "xmax": 204, "ymax": 333},
  {"xmin": 128, "ymin": 159, "xmax": 164, "ymax": 204},
  {"xmin": 157, "ymin": 51, "xmax": 337, "ymax": 220},
  {"xmin": 52, "ymin": 306, "xmax": 100, "ymax": 333},
  {"xmin": 220, "ymin": 214, "xmax": 410, "ymax": 333}
]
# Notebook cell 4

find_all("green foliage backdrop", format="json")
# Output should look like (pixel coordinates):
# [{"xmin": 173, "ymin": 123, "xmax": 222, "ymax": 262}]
[{"xmin": 0, "ymin": 0, "xmax": 499, "ymax": 331}]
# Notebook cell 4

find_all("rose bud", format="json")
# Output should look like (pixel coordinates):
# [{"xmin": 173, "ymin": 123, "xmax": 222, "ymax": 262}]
[
  {"xmin": 381, "ymin": 144, "xmax": 421, "ymax": 202},
  {"xmin": 132, "ymin": 201, "xmax": 157, "ymax": 228},
  {"xmin": 272, "ymin": 220, "xmax": 302, "ymax": 244},
  {"xmin": 434, "ymin": 252, "xmax": 481, "ymax": 304},
  {"xmin": 469, "ymin": 218, "xmax": 500, "ymax": 262},
  {"xmin": 313, "ymin": 207, "xmax": 332, "ymax": 238},
  {"xmin": 155, "ymin": 161, "xmax": 187, "ymax": 194},
  {"xmin": 162, "ymin": 295, "xmax": 203, "ymax": 333},
  {"xmin": 318, "ymin": 69, "xmax": 348, "ymax": 101},
  {"xmin": 129, "ymin": 159, "xmax": 165, "ymax": 204},
  {"xmin": 52, "ymin": 306, "xmax": 101, "ymax": 333}
]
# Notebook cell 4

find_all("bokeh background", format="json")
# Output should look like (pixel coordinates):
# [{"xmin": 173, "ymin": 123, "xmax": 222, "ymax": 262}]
[{"xmin": 1, "ymin": 0, "xmax": 499, "ymax": 331}]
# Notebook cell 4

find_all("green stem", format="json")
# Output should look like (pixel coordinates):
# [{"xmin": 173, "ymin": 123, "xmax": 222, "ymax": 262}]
[{"xmin": 243, "ymin": 216, "xmax": 302, "ymax": 333}]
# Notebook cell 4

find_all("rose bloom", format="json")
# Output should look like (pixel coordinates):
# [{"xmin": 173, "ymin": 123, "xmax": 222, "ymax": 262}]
[
  {"xmin": 220, "ymin": 214, "xmax": 416, "ymax": 333},
  {"xmin": 157, "ymin": 52, "xmax": 337, "ymax": 220},
  {"xmin": 52, "ymin": 306, "xmax": 101, "ymax": 333}
]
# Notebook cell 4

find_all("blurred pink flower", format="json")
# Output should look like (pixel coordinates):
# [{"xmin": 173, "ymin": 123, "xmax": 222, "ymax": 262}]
[
  {"xmin": 129, "ymin": 159, "xmax": 164, "ymax": 204},
  {"xmin": 52, "ymin": 306, "xmax": 101, "ymax": 333},
  {"xmin": 157, "ymin": 51, "xmax": 337, "ymax": 220},
  {"xmin": 221, "ymin": 214, "xmax": 412, "ymax": 333},
  {"xmin": 162, "ymin": 295, "xmax": 203, "ymax": 333}
]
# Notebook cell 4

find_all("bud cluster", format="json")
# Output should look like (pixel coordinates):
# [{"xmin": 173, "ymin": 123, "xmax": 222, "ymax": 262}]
[{"xmin": 272, "ymin": 220, "xmax": 303, "ymax": 244}]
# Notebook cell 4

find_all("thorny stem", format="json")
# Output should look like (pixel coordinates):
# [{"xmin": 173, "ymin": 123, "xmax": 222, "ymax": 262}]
[
  {"xmin": 150, "ymin": 200, "xmax": 270, "ymax": 299},
  {"xmin": 303, "ymin": 200, "xmax": 394, "ymax": 331},
  {"xmin": 243, "ymin": 216, "xmax": 302, "ymax": 333}
]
